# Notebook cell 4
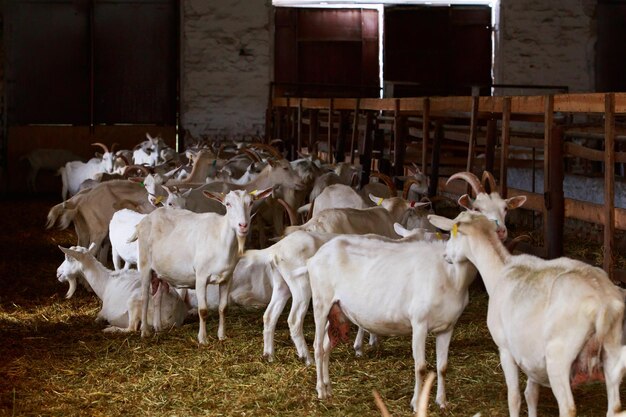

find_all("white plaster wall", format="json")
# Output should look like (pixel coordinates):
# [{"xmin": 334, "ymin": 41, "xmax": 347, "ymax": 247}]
[
  {"xmin": 182, "ymin": 0, "xmax": 272, "ymax": 139},
  {"xmin": 494, "ymin": 0, "xmax": 597, "ymax": 93}
]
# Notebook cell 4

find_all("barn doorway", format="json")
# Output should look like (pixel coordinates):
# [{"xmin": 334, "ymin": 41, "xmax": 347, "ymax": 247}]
[{"xmin": 3, "ymin": 0, "xmax": 178, "ymax": 193}]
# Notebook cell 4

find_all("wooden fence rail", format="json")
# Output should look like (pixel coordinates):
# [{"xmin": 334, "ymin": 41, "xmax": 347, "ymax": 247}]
[{"xmin": 268, "ymin": 92, "xmax": 626, "ymax": 282}]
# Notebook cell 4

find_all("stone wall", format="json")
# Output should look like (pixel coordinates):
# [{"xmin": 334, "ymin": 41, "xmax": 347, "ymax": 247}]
[
  {"xmin": 181, "ymin": 0, "xmax": 272, "ymax": 139},
  {"xmin": 180, "ymin": 1, "xmax": 599, "ymax": 137},
  {"xmin": 495, "ymin": 0, "xmax": 596, "ymax": 93}
]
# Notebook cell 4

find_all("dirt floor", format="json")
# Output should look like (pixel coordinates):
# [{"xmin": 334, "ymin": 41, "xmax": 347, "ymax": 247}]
[{"xmin": 0, "ymin": 195, "xmax": 622, "ymax": 416}]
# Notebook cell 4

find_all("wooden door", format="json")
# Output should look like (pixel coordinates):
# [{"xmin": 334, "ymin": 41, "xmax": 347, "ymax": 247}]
[
  {"xmin": 384, "ymin": 5, "xmax": 492, "ymax": 97},
  {"xmin": 274, "ymin": 7, "xmax": 380, "ymax": 98}
]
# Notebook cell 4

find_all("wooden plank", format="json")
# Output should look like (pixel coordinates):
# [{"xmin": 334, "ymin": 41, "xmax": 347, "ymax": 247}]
[
  {"xmin": 510, "ymin": 95, "xmax": 545, "ymax": 114},
  {"xmin": 466, "ymin": 96, "xmax": 479, "ymax": 174},
  {"xmin": 429, "ymin": 96, "xmax": 474, "ymax": 113},
  {"xmin": 327, "ymin": 98, "xmax": 334, "ymax": 163},
  {"xmin": 544, "ymin": 95, "xmax": 564, "ymax": 259},
  {"xmin": 422, "ymin": 98, "xmax": 430, "ymax": 173},
  {"xmin": 614, "ymin": 92, "xmax": 626, "ymax": 114},
  {"xmin": 478, "ymin": 96, "xmax": 504, "ymax": 114},
  {"xmin": 333, "ymin": 98, "xmax": 357, "ymax": 110},
  {"xmin": 565, "ymin": 198, "xmax": 626, "ymax": 230},
  {"xmin": 360, "ymin": 98, "xmax": 395, "ymax": 111},
  {"xmin": 554, "ymin": 93, "xmax": 605, "ymax": 113},
  {"xmin": 301, "ymin": 98, "xmax": 331, "ymax": 109},
  {"xmin": 349, "ymin": 98, "xmax": 360, "ymax": 164},
  {"xmin": 500, "ymin": 97, "xmax": 511, "ymax": 196},
  {"xmin": 604, "ymin": 92, "xmax": 616, "ymax": 278},
  {"xmin": 563, "ymin": 142, "xmax": 605, "ymax": 162},
  {"xmin": 398, "ymin": 97, "xmax": 425, "ymax": 113},
  {"xmin": 509, "ymin": 136, "xmax": 544, "ymax": 149}
]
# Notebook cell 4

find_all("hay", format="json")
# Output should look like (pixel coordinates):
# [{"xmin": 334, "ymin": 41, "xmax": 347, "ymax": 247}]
[{"xmin": 0, "ymin": 197, "xmax": 621, "ymax": 416}]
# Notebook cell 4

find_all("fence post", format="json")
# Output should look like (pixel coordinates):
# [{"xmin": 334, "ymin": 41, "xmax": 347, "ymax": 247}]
[
  {"xmin": 428, "ymin": 120, "xmax": 443, "ymax": 197},
  {"xmin": 544, "ymin": 94, "xmax": 564, "ymax": 259},
  {"xmin": 421, "ymin": 98, "xmax": 430, "ymax": 174},
  {"xmin": 393, "ymin": 98, "xmax": 406, "ymax": 178},
  {"xmin": 499, "ymin": 97, "xmax": 511, "ymax": 197},
  {"xmin": 604, "ymin": 92, "xmax": 616, "ymax": 280}
]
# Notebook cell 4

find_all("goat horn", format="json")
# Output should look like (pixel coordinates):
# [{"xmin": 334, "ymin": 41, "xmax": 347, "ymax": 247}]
[
  {"xmin": 239, "ymin": 147, "xmax": 262, "ymax": 163},
  {"xmin": 402, "ymin": 178, "xmax": 422, "ymax": 199},
  {"xmin": 251, "ymin": 142, "xmax": 284, "ymax": 160},
  {"xmin": 446, "ymin": 171, "xmax": 485, "ymax": 196},
  {"xmin": 91, "ymin": 142, "xmax": 109, "ymax": 153},
  {"xmin": 505, "ymin": 234, "xmax": 531, "ymax": 253},
  {"xmin": 370, "ymin": 172, "xmax": 397, "ymax": 195},
  {"xmin": 481, "ymin": 171, "xmax": 497, "ymax": 194},
  {"xmin": 110, "ymin": 143, "xmax": 119, "ymax": 153},
  {"xmin": 276, "ymin": 198, "xmax": 298, "ymax": 226},
  {"xmin": 115, "ymin": 154, "xmax": 130, "ymax": 166}
]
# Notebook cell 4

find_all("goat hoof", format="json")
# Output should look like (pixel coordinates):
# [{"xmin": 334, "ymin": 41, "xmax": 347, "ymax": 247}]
[{"xmin": 263, "ymin": 353, "xmax": 274, "ymax": 363}]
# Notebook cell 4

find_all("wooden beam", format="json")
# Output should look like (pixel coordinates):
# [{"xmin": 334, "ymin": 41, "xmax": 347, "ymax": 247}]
[
  {"xmin": 422, "ymin": 98, "xmax": 430, "ymax": 174},
  {"xmin": 604, "ymin": 92, "xmax": 616, "ymax": 279},
  {"xmin": 500, "ymin": 97, "xmax": 511, "ymax": 197}
]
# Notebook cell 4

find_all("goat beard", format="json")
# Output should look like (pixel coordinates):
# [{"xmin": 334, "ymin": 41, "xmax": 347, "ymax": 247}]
[{"xmin": 237, "ymin": 234, "xmax": 246, "ymax": 256}]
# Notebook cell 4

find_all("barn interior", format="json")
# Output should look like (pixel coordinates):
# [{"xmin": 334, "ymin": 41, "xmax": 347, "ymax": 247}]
[{"xmin": 2, "ymin": 0, "xmax": 626, "ymax": 416}]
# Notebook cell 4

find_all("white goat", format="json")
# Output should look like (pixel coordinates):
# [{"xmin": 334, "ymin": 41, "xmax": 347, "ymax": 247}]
[
  {"xmin": 109, "ymin": 188, "xmax": 188, "ymax": 271},
  {"xmin": 57, "ymin": 243, "xmax": 187, "ymax": 332},
  {"xmin": 133, "ymin": 188, "xmax": 273, "ymax": 344},
  {"xmin": 428, "ymin": 211, "xmax": 626, "ymax": 417},
  {"xmin": 59, "ymin": 143, "xmax": 117, "ymax": 200},
  {"xmin": 446, "ymin": 171, "xmax": 526, "ymax": 240},
  {"xmin": 307, "ymin": 223, "xmax": 478, "ymax": 411},
  {"xmin": 133, "ymin": 133, "xmax": 167, "ymax": 166},
  {"xmin": 286, "ymin": 194, "xmax": 431, "ymax": 238}
]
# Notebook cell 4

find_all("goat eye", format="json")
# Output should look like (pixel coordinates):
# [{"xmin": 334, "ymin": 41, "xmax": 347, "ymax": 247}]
[{"xmin": 226, "ymin": 202, "xmax": 231, "ymax": 207}]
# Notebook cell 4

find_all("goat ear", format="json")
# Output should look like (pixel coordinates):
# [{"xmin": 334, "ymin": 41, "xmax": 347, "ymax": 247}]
[
  {"xmin": 369, "ymin": 194, "xmax": 384, "ymax": 206},
  {"xmin": 87, "ymin": 242, "xmax": 97, "ymax": 255},
  {"xmin": 393, "ymin": 223, "xmax": 412, "ymax": 238},
  {"xmin": 251, "ymin": 187, "xmax": 274, "ymax": 201},
  {"xmin": 58, "ymin": 245, "xmax": 80, "ymax": 259},
  {"xmin": 458, "ymin": 194, "xmax": 473, "ymax": 210},
  {"xmin": 427, "ymin": 214, "xmax": 455, "ymax": 232},
  {"xmin": 95, "ymin": 152, "xmax": 102, "ymax": 158},
  {"xmin": 506, "ymin": 195, "xmax": 527, "ymax": 210},
  {"xmin": 203, "ymin": 191, "xmax": 224, "ymax": 203}
]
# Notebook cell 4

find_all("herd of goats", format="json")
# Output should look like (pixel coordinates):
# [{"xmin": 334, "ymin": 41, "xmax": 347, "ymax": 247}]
[{"xmin": 36, "ymin": 133, "xmax": 626, "ymax": 416}]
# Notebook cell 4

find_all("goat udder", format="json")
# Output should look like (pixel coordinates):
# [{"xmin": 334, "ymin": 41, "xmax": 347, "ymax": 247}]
[{"xmin": 328, "ymin": 301, "xmax": 350, "ymax": 350}]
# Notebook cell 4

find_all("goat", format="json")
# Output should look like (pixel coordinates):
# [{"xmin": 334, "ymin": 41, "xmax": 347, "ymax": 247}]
[
  {"xmin": 57, "ymin": 243, "xmax": 187, "ymax": 332},
  {"xmin": 109, "ymin": 189, "xmax": 188, "ymax": 271},
  {"xmin": 286, "ymin": 194, "xmax": 431, "ymax": 238},
  {"xmin": 446, "ymin": 171, "xmax": 526, "ymax": 240},
  {"xmin": 307, "ymin": 223, "xmax": 478, "ymax": 411},
  {"xmin": 428, "ymin": 211, "xmax": 626, "ymax": 417},
  {"xmin": 58, "ymin": 143, "xmax": 117, "ymax": 200},
  {"xmin": 132, "ymin": 188, "xmax": 273, "ymax": 344},
  {"xmin": 46, "ymin": 179, "xmax": 154, "ymax": 265},
  {"xmin": 133, "ymin": 133, "xmax": 167, "ymax": 166}
]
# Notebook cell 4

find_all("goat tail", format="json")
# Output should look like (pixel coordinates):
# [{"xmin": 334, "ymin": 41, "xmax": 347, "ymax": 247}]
[{"xmin": 46, "ymin": 203, "xmax": 77, "ymax": 230}]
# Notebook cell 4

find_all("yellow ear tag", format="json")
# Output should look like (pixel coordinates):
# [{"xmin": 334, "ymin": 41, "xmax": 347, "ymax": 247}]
[
  {"xmin": 250, "ymin": 189, "xmax": 259, "ymax": 196},
  {"xmin": 452, "ymin": 224, "xmax": 458, "ymax": 238},
  {"xmin": 155, "ymin": 195, "xmax": 164, "ymax": 204},
  {"xmin": 376, "ymin": 197, "xmax": 383, "ymax": 206},
  {"xmin": 436, "ymin": 232, "xmax": 442, "ymax": 240}
]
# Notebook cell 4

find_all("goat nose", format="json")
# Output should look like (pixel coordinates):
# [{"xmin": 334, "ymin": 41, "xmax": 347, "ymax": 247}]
[{"xmin": 239, "ymin": 223, "xmax": 248, "ymax": 229}]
